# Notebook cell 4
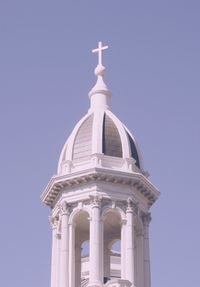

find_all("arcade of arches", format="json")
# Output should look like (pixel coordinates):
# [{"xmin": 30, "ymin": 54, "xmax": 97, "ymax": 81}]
[{"xmin": 50, "ymin": 197, "xmax": 151, "ymax": 287}]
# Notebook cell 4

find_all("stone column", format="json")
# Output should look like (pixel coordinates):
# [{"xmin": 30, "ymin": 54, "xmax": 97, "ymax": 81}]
[
  {"xmin": 49, "ymin": 216, "xmax": 59, "ymax": 287},
  {"xmin": 69, "ymin": 223, "xmax": 75, "ymax": 287},
  {"xmin": 100, "ymin": 218, "xmax": 104, "ymax": 281},
  {"xmin": 60, "ymin": 202, "xmax": 70, "ymax": 287},
  {"xmin": 136, "ymin": 222, "xmax": 144, "ymax": 287},
  {"xmin": 121, "ymin": 219, "xmax": 126, "ymax": 279},
  {"xmin": 125, "ymin": 198, "xmax": 137, "ymax": 286},
  {"xmin": 89, "ymin": 195, "xmax": 102, "ymax": 287},
  {"xmin": 57, "ymin": 230, "xmax": 61, "ymax": 287},
  {"xmin": 142, "ymin": 213, "xmax": 151, "ymax": 287}
]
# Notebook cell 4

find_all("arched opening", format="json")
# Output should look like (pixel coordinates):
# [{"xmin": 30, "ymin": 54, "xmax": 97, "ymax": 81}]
[
  {"xmin": 81, "ymin": 240, "xmax": 90, "ymax": 257},
  {"xmin": 80, "ymin": 240, "xmax": 90, "ymax": 286},
  {"xmin": 73, "ymin": 210, "xmax": 90, "ymax": 287},
  {"xmin": 103, "ymin": 209, "xmax": 122, "ymax": 283},
  {"xmin": 109, "ymin": 239, "xmax": 121, "ymax": 281}
]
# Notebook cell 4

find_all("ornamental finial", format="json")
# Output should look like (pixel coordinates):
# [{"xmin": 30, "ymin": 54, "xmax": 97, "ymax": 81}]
[
  {"xmin": 92, "ymin": 41, "xmax": 108, "ymax": 77},
  {"xmin": 92, "ymin": 41, "xmax": 108, "ymax": 67},
  {"xmin": 88, "ymin": 41, "xmax": 111, "ymax": 111}
]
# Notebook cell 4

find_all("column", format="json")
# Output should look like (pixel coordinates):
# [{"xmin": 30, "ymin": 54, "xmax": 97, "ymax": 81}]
[
  {"xmin": 60, "ymin": 202, "xmax": 70, "ymax": 287},
  {"xmin": 136, "ymin": 222, "xmax": 144, "ymax": 287},
  {"xmin": 49, "ymin": 216, "xmax": 59, "ymax": 287},
  {"xmin": 56, "ymin": 230, "xmax": 61, "ymax": 287},
  {"xmin": 125, "ymin": 198, "xmax": 137, "ymax": 286},
  {"xmin": 121, "ymin": 219, "xmax": 126, "ymax": 279},
  {"xmin": 100, "ymin": 218, "xmax": 104, "ymax": 281},
  {"xmin": 142, "ymin": 213, "xmax": 151, "ymax": 287},
  {"xmin": 69, "ymin": 223, "xmax": 75, "ymax": 287},
  {"xmin": 89, "ymin": 195, "xmax": 102, "ymax": 286}
]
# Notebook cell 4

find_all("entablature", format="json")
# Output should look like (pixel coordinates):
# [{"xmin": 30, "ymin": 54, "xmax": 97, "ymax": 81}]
[{"xmin": 41, "ymin": 167, "xmax": 159, "ymax": 209}]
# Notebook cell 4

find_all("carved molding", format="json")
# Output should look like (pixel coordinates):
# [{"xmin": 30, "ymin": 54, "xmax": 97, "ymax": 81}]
[
  {"xmin": 90, "ymin": 194, "xmax": 102, "ymax": 208},
  {"xmin": 126, "ymin": 197, "xmax": 138, "ymax": 215},
  {"xmin": 49, "ymin": 215, "xmax": 59, "ymax": 229},
  {"xmin": 60, "ymin": 201, "xmax": 69, "ymax": 215},
  {"xmin": 142, "ymin": 212, "xmax": 151, "ymax": 226},
  {"xmin": 42, "ymin": 171, "xmax": 159, "ymax": 208}
]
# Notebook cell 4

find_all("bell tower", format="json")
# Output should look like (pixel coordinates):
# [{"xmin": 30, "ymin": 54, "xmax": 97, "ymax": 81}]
[{"xmin": 41, "ymin": 42, "xmax": 159, "ymax": 287}]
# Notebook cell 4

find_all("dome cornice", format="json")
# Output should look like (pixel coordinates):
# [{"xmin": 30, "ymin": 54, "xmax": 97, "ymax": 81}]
[{"xmin": 41, "ymin": 167, "xmax": 159, "ymax": 209}]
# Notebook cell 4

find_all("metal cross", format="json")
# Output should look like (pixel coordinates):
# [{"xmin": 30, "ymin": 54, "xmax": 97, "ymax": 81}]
[{"xmin": 92, "ymin": 41, "xmax": 108, "ymax": 66}]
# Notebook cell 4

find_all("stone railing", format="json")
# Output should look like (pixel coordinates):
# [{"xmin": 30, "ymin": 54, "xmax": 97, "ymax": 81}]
[{"xmin": 60, "ymin": 153, "xmax": 142, "ymax": 175}]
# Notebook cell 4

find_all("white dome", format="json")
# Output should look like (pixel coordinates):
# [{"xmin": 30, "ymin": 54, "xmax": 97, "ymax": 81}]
[
  {"xmin": 57, "ymin": 56, "xmax": 143, "ymax": 175},
  {"xmin": 57, "ymin": 109, "xmax": 143, "ymax": 174}
]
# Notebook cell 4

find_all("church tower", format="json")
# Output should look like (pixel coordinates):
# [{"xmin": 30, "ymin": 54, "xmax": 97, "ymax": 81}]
[{"xmin": 41, "ymin": 42, "xmax": 159, "ymax": 287}]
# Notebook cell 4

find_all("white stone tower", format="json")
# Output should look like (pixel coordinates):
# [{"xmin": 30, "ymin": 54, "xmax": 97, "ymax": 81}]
[{"xmin": 41, "ymin": 42, "xmax": 159, "ymax": 287}]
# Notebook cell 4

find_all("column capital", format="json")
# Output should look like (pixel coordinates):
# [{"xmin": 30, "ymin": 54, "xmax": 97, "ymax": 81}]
[
  {"xmin": 126, "ymin": 197, "xmax": 138, "ymax": 215},
  {"xmin": 60, "ymin": 201, "xmax": 70, "ymax": 215},
  {"xmin": 142, "ymin": 212, "xmax": 151, "ymax": 226},
  {"xmin": 49, "ymin": 215, "xmax": 59, "ymax": 229},
  {"xmin": 121, "ymin": 218, "xmax": 127, "ymax": 226},
  {"xmin": 90, "ymin": 194, "xmax": 102, "ymax": 208}
]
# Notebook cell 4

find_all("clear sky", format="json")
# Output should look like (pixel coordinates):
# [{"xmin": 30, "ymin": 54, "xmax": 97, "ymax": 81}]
[{"xmin": 0, "ymin": 1, "xmax": 199, "ymax": 286}]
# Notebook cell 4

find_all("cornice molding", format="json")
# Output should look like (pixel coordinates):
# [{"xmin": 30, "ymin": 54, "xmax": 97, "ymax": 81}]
[{"xmin": 41, "ymin": 167, "xmax": 159, "ymax": 208}]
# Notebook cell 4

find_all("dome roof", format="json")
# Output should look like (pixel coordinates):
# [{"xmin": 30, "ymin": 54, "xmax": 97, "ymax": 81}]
[
  {"xmin": 58, "ymin": 109, "xmax": 142, "ymax": 173},
  {"xmin": 57, "ymin": 42, "xmax": 143, "ymax": 175}
]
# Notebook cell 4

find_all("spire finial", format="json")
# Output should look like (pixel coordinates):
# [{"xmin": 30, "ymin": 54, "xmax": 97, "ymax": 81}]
[
  {"xmin": 92, "ymin": 41, "xmax": 108, "ymax": 66},
  {"xmin": 89, "ymin": 41, "xmax": 111, "ymax": 112}
]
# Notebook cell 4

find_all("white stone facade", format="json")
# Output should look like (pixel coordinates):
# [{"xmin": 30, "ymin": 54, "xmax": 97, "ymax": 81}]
[{"xmin": 41, "ymin": 42, "xmax": 159, "ymax": 287}]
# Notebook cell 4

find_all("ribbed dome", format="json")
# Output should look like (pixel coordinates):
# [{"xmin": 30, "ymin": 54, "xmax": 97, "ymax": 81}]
[
  {"xmin": 57, "ymin": 43, "xmax": 143, "ymax": 175},
  {"xmin": 57, "ymin": 109, "xmax": 142, "ymax": 174}
]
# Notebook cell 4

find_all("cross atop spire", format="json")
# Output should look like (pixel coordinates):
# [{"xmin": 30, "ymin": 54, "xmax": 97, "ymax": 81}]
[
  {"xmin": 89, "ymin": 41, "xmax": 111, "ymax": 111},
  {"xmin": 92, "ymin": 41, "xmax": 108, "ymax": 66}
]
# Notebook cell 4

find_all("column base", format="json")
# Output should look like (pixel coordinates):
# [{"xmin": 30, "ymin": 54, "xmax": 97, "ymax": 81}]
[{"xmin": 104, "ymin": 279, "xmax": 133, "ymax": 287}]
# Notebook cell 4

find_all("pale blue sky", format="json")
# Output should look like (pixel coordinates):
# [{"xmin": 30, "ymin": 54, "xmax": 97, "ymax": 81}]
[{"xmin": 0, "ymin": 1, "xmax": 200, "ymax": 287}]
